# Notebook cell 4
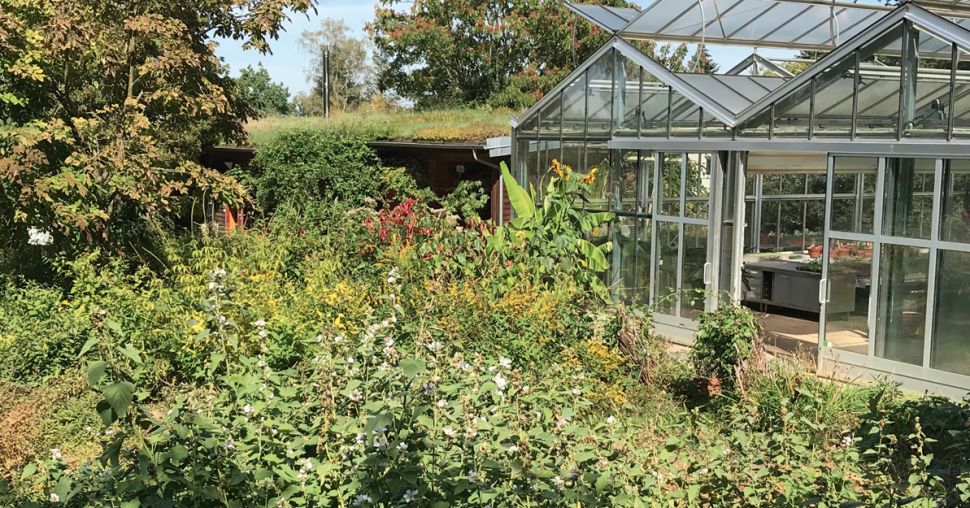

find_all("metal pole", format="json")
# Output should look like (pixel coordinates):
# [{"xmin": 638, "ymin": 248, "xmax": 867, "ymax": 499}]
[{"xmin": 322, "ymin": 45, "xmax": 330, "ymax": 119}]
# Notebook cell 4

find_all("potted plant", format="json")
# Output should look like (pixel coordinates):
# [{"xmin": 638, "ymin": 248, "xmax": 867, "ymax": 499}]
[
  {"xmin": 808, "ymin": 243, "xmax": 824, "ymax": 258},
  {"xmin": 831, "ymin": 241, "xmax": 850, "ymax": 259},
  {"xmin": 852, "ymin": 241, "xmax": 873, "ymax": 259}
]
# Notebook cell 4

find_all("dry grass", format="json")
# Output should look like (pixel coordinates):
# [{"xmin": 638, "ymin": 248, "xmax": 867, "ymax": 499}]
[{"xmin": 244, "ymin": 108, "xmax": 515, "ymax": 146}]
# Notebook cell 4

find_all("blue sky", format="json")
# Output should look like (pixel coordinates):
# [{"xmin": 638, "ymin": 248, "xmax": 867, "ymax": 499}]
[{"xmin": 214, "ymin": 0, "xmax": 883, "ymax": 98}]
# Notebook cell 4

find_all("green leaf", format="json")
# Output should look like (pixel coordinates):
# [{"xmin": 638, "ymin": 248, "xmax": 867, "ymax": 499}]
[
  {"xmin": 103, "ymin": 381, "xmax": 136, "ymax": 419},
  {"xmin": 106, "ymin": 320, "xmax": 122, "ymax": 333},
  {"xmin": 20, "ymin": 463, "xmax": 36, "ymax": 481},
  {"xmin": 78, "ymin": 337, "xmax": 99, "ymax": 358},
  {"xmin": 501, "ymin": 162, "xmax": 534, "ymax": 219},
  {"xmin": 118, "ymin": 344, "xmax": 143, "ymax": 365},
  {"xmin": 52, "ymin": 476, "xmax": 71, "ymax": 502},
  {"xmin": 87, "ymin": 361, "xmax": 108, "ymax": 387},
  {"xmin": 364, "ymin": 413, "xmax": 394, "ymax": 435},
  {"xmin": 400, "ymin": 359, "xmax": 426, "ymax": 379},
  {"xmin": 577, "ymin": 238, "xmax": 609, "ymax": 272},
  {"xmin": 120, "ymin": 500, "xmax": 140, "ymax": 508}
]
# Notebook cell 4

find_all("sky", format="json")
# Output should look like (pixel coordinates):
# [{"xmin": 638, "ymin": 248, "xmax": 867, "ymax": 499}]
[{"xmin": 214, "ymin": 0, "xmax": 886, "ymax": 98}]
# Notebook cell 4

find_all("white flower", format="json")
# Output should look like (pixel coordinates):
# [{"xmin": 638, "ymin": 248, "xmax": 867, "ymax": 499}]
[
  {"xmin": 257, "ymin": 360, "xmax": 266, "ymax": 368},
  {"xmin": 423, "ymin": 383, "xmax": 435, "ymax": 394},
  {"xmin": 842, "ymin": 436, "xmax": 853, "ymax": 447},
  {"xmin": 226, "ymin": 439, "xmax": 235, "ymax": 450},
  {"xmin": 374, "ymin": 436, "xmax": 389, "ymax": 449},
  {"xmin": 607, "ymin": 416, "xmax": 616, "ymax": 424},
  {"xmin": 346, "ymin": 357, "xmax": 355, "ymax": 364},
  {"xmin": 219, "ymin": 315, "xmax": 227, "ymax": 325},
  {"xmin": 258, "ymin": 330, "xmax": 267, "ymax": 338},
  {"xmin": 348, "ymin": 390, "xmax": 363, "ymax": 402},
  {"xmin": 492, "ymin": 374, "xmax": 507, "ymax": 391},
  {"xmin": 276, "ymin": 499, "xmax": 286, "ymax": 508},
  {"xmin": 28, "ymin": 227, "xmax": 53, "ymax": 246},
  {"xmin": 403, "ymin": 489, "xmax": 419, "ymax": 503},
  {"xmin": 353, "ymin": 494, "xmax": 372, "ymax": 506},
  {"xmin": 572, "ymin": 388, "xmax": 581, "ymax": 396},
  {"xmin": 444, "ymin": 427, "xmax": 457, "ymax": 438},
  {"xmin": 499, "ymin": 358, "xmax": 512, "ymax": 368},
  {"xmin": 437, "ymin": 400, "xmax": 447, "ymax": 408},
  {"xmin": 316, "ymin": 334, "xmax": 322, "ymax": 342},
  {"xmin": 271, "ymin": 428, "xmax": 278, "ymax": 435},
  {"xmin": 213, "ymin": 268, "xmax": 226, "ymax": 277},
  {"xmin": 467, "ymin": 470, "xmax": 478, "ymax": 483},
  {"xmin": 254, "ymin": 319, "xmax": 266, "ymax": 328},
  {"xmin": 425, "ymin": 341, "xmax": 443, "ymax": 352},
  {"xmin": 556, "ymin": 418, "xmax": 568, "ymax": 429},
  {"xmin": 49, "ymin": 493, "xmax": 60, "ymax": 503},
  {"xmin": 384, "ymin": 337, "xmax": 394, "ymax": 346},
  {"xmin": 506, "ymin": 445, "xmax": 518, "ymax": 453},
  {"xmin": 380, "ymin": 362, "xmax": 390, "ymax": 371},
  {"xmin": 243, "ymin": 404, "xmax": 253, "ymax": 414},
  {"xmin": 208, "ymin": 282, "xmax": 217, "ymax": 291},
  {"xmin": 387, "ymin": 276, "xmax": 396, "ymax": 284},
  {"xmin": 106, "ymin": 429, "xmax": 115, "ymax": 436},
  {"xmin": 335, "ymin": 334, "xmax": 343, "ymax": 343},
  {"xmin": 356, "ymin": 433, "xmax": 366, "ymax": 444},
  {"xmin": 303, "ymin": 459, "xmax": 313, "ymax": 470},
  {"xmin": 51, "ymin": 448, "xmax": 62, "ymax": 460}
]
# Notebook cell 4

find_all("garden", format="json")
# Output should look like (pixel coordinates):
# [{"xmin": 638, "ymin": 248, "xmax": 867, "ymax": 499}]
[{"xmin": 2, "ymin": 132, "xmax": 970, "ymax": 507}]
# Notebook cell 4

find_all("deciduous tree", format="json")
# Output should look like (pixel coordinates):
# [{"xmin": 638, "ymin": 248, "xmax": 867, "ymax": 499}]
[
  {"xmin": 298, "ymin": 18, "xmax": 375, "ymax": 113},
  {"xmin": 0, "ymin": 0, "xmax": 313, "ymax": 252},
  {"xmin": 237, "ymin": 63, "xmax": 292, "ymax": 117}
]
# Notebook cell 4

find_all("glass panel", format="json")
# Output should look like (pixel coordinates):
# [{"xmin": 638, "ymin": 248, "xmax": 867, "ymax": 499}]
[
  {"xmin": 737, "ymin": 105, "xmax": 771, "ymax": 138},
  {"xmin": 856, "ymin": 25, "xmax": 904, "ymax": 139},
  {"xmin": 656, "ymin": 221, "xmax": 679, "ymax": 316},
  {"xmin": 941, "ymin": 159, "xmax": 970, "ymax": 243},
  {"xmin": 561, "ymin": 141, "xmax": 585, "ymax": 178},
  {"xmin": 825, "ymin": 237, "xmax": 872, "ymax": 356},
  {"xmin": 636, "ymin": 218, "xmax": 652, "ymax": 304},
  {"xmin": 883, "ymin": 158, "xmax": 935, "ymax": 240},
  {"xmin": 641, "ymin": 79, "xmax": 669, "ymax": 137},
  {"xmin": 875, "ymin": 243, "xmax": 929, "ymax": 366},
  {"xmin": 613, "ymin": 149, "xmax": 638, "ymax": 212},
  {"xmin": 763, "ymin": 174, "xmax": 782, "ymax": 196},
  {"xmin": 669, "ymin": 91, "xmax": 700, "ymax": 138},
  {"xmin": 812, "ymin": 52, "xmax": 857, "ymax": 138},
  {"xmin": 562, "ymin": 71, "xmax": 587, "ymax": 137},
  {"xmin": 779, "ymin": 200, "xmax": 806, "ymax": 252},
  {"xmin": 760, "ymin": 199, "xmax": 779, "ymax": 252},
  {"xmin": 639, "ymin": 151, "xmax": 656, "ymax": 215},
  {"xmin": 614, "ymin": 56, "xmax": 640, "ymax": 137},
  {"xmin": 537, "ymin": 139, "xmax": 560, "ymax": 202},
  {"xmin": 613, "ymin": 215, "xmax": 637, "ymax": 303},
  {"xmin": 904, "ymin": 27, "xmax": 951, "ymax": 139},
  {"xmin": 702, "ymin": 109, "xmax": 731, "ymax": 138},
  {"xmin": 685, "ymin": 153, "xmax": 711, "ymax": 219},
  {"xmin": 950, "ymin": 46, "xmax": 970, "ymax": 139},
  {"xmin": 773, "ymin": 82, "xmax": 812, "ymax": 138},
  {"xmin": 517, "ymin": 137, "xmax": 538, "ymax": 194},
  {"xmin": 585, "ymin": 142, "xmax": 610, "ymax": 209},
  {"xmin": 519, "ymin": 112, "xmax": 538, "ymax": 136},
  {"xmin": 539, "ymin": 92, "xmax": 561, "ymax": 138},
  {"xmin": 931, "ymin": 249, "xmax": 970, "ymax": 375},
  {"xmin": 660, "ymin": 153, "xmax": 683, "ymax": 216},
  {"xmin": 588, "ymin": 50, "xmax": 614, "ymax": 136},
  {"xmin": 830, "ymin": 157, "xmax": 878, "ymax": 234},
  {"xmin": 682, "ymin": 224, "xmax": 708, "ymax": 321}
]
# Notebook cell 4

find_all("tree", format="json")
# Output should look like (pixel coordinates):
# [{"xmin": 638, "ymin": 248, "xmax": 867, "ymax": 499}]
[
  {"xmin": 0, "ymin": 0, "xmax": 313, "ymax": 254},
  {"xmin": 298, "ymin": 18, "xmax": 375, "ymax": 113},
  {"xmin": 237, "ymin": 63, "xmax": 292, "ymax": 117},
  {"xmin": 367, "ymin": 0, "xmax": 716, "ymax": 109}
]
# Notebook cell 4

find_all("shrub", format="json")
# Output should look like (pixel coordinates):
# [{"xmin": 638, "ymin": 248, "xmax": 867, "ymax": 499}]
[
  {"xmin": 693, "ymin": 303, "xmax": 762, "ymax": 392},
  {"xmin": 237, "ymin": 128, "xmax": 383, "ymax": 215}
]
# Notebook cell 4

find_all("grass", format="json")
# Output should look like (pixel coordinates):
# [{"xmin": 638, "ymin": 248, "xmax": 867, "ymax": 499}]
[{"xmin": 244, "ymin": 108, "xmax": 516, "ymax": 146}]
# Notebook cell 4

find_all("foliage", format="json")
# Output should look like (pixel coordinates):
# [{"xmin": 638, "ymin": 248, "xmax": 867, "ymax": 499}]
[
  {"xmin": 490, "ymin": 160, "xmax": 614, "ymax": 300},
  {"xmin": 0, "ymin": 0, "xmax": 311, "ymax": 253},
  {"xmin": 237, "ymin": 63, "xmax": 292, "ymax": 117},
  {"xmin": 298, "ymin": 18, "xmax": 376, "ymax": 113},
  {"xmin": 234, "ymin": 128, "xmax": 383, "ymax": 215},
  {"xmin": 693, "ymin": 303, "xmax": 762, "ymax": 391},
  {"xmin": 440, "ymin": 180, "xmax": 489, "ymax": 220}
]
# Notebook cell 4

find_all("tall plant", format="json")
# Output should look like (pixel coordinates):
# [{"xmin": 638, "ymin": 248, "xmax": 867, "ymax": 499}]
[{"xmin": 491, "ymin": 160, "xmax": 613, "ymax": 299}]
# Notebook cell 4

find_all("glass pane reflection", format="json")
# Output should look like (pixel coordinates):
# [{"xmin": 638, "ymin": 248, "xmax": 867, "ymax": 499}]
[{"xmin": 875, "ymin": 243, "xmax": 929, "ymax": 366}]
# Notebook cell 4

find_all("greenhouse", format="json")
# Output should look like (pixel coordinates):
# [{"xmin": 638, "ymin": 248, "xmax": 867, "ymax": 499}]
[{"xmin": 511, "ymin": 0, "xmax": 970, "ymax": 396}]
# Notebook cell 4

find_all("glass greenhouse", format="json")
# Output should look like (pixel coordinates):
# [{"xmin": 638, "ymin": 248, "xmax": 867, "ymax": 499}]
[{"xmin": 511, "ymin": 0, "xmax": 970, "ymax": 397}]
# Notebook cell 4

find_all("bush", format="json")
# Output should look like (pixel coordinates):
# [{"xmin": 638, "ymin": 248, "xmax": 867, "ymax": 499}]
[
  {"xmin": 693, "ymin": 303, "xmax": 762, "ymax": 392},
  {"xmin": 236, "ymin": 128, "xmax": 383, "ymax": 215}
]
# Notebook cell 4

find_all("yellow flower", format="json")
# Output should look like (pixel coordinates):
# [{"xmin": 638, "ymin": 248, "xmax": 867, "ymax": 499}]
[
  {"xmin": 551, "ymin": 159, "xmax": 565, "ymax": 179},
  {"xmin": 580, "ymin": 167, "xmax": 598, "ymax": 184}
]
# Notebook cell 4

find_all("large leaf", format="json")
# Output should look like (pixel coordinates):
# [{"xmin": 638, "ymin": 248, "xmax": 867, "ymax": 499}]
[
  {"xmin": 77, "ymin": 337, "xmax": 99, "ymax": 358},
  {"xmin": 400, "ymin": 359, "xmax": 426, "ymax": 379},
  {"xmin": 577, "ymin": 239, "xmax": 609, "ymax": 272},
  {"xmin": 500, "ymin": 161, "xmax": 534, "ymax": 219},
  {"xmin": 87, "ymin": 361, "xmax": 108, "ymax": 387},
  {"xmin": 118, "ymin": 344, "xmax": 143, "ymax": 365},
  {"xmin": 103, "ymin": 381, "xmax": 136, "ymax": 419}
]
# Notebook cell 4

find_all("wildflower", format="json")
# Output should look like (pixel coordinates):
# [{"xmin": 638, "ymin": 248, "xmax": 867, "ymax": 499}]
[
  {"xmin": 346, "ymin": 357, "xmax": 355, "ymax": 364},
  {"xmin": 397, "ymin": 442, "xmax": 408, "ymax": 451},
  {"xmin": 297, "ymin": 471, "xmax": 307, "ymax": 481},
  {"xmin": 422, "ymin": 383, "xmax": 435, "ymax": 394},
  {"xmin": 572, "ymin": 388, "xmax": 581, "ymax": 396},
  {"xmin": 335, "ymin": 334, "xmax": 344, "ymax": 343},
  {"xmin": 348, "ymin": 390, "xmax": 363, "ymax": 402},
  {"xmin": 303, "ymin": 459, "xmax": 312, "ymax": 470},
  {"xmin": 356, "ymin": 433, "xmax": 366, "ymax": 445},
  {"xmin": 842, "ymin": 436, "xmax": 853, "ymax": 447},
  {"xmin": 506, "ymin": 444, "xmax": 518, "ymax": 453},
  {"xmin": 387, "ymin": 276, "xmax": 396, "ymax": 284},
  {"xmin": 556, "ymin": 418, "xmax": 568, "ymax": 429},
  {"xmin": 437, "ymin": 399, "xmax": 447, "ymax": 408},
  {"xmin": 580, "ymin": 167, "xmax": 598, "ymax": 184},
  {"xmin": 551, "ymin": 159, "xmax": 566, "ymax": 179},
  {"xmin": 353, "ymin": 494, "xmax": 372, "ymax": 506},
  {"xmin": 257, "ymin": 360, "xmax": 266, "ymax": 367},
  {"xmin": 316, "ymin": 334, "xmax": 322, "ymax": 342},
  {"xmin": 499, "ymin": 357, "xmax": 512, "ymax": 368},
  {"xmin": 384, "ymin": 337, "xmax": 394, "ymax": 347},
  {"xmin": 219, "ymin": 315, "xmax": 226, "ymax": 325},
  {"xmin": 380, "ymin": 362, "xmax": 390, "ymax": 370},
  {"xmin": 271, "ymin": 428, "xmax": 278, "ymax": 435},
  {"xmin": 492, "ymin": 373, "xmax": 507, "ymax": 391},
  {"xmin": 522, "ymin": 385, "xmax": 532, "ymax": 394},
  {"xmin": 51, "ymin": 448, "xmax": 62, "ymax": 460},
  {"xmin": 373, "ymin": 426, "xmax": 388, "ymax": 435},
  {"xmin": 467, "ymin": 470, "xmax": 478, "ymax": 483},
  {"xmin": 213, "ymin": 268, "xmax": 226, "ymax": 277},
  {"xmin": 404, "ymin": 489, "xmax": 419, "ymax": 503},
  {"xmin": 106, "ymin": 429, "xmax": 115, "ymax": 436},
  {"xmin": 208, "ymin": 282, "xmax": 217, "ymax": 291},
  {"xmin": 254, "ymin": 319, "xmax": 266, "ymax": 328},
  {"xmin": 226, "ymin": 439, "xmax": 235, "ymax": 450},
  {"xmin": 275, "ymin": 499, "xmax": 286, "ymax": 508},
  {"xmin": 425, "ymin": 341, "xmax": 443, "ymax": 352},
  {"xmin": 444, "ymin": 427, "xmax": 457, "ymax": 438},
  {"xmin": 607, "ymin": 416, "xmax": 616, "ymax": 424},
  {"xmin": 258, "ymin": 330, "xmax": 267, "ymax": 338},
  {"xmin": 374, "ymin": 436, "xmax": 389, "ymax": 449},
  {"xmin": 50, "ymin": 493, "xmax": 60, "ymax": 503}
]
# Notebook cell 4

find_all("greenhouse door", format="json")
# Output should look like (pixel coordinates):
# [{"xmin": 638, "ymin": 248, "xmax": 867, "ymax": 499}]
[{"xmin": 651, "ymin": 152, "xmax": 722, "ymax": 332}]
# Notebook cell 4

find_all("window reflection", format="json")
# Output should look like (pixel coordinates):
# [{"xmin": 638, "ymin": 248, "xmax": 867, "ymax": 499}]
[
  {"xmin": 932, "ymin": 250, "xmax": 970, "ymax": 375},
  {"xmin": 875, "ymin": 243, "xmax": 929, "ymax": 366}
]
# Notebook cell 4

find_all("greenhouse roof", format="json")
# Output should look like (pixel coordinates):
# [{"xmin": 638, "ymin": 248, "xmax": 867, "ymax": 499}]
[{"xmin": 568, "ymin": 0, "xmax": 970, "ymax": 55}]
